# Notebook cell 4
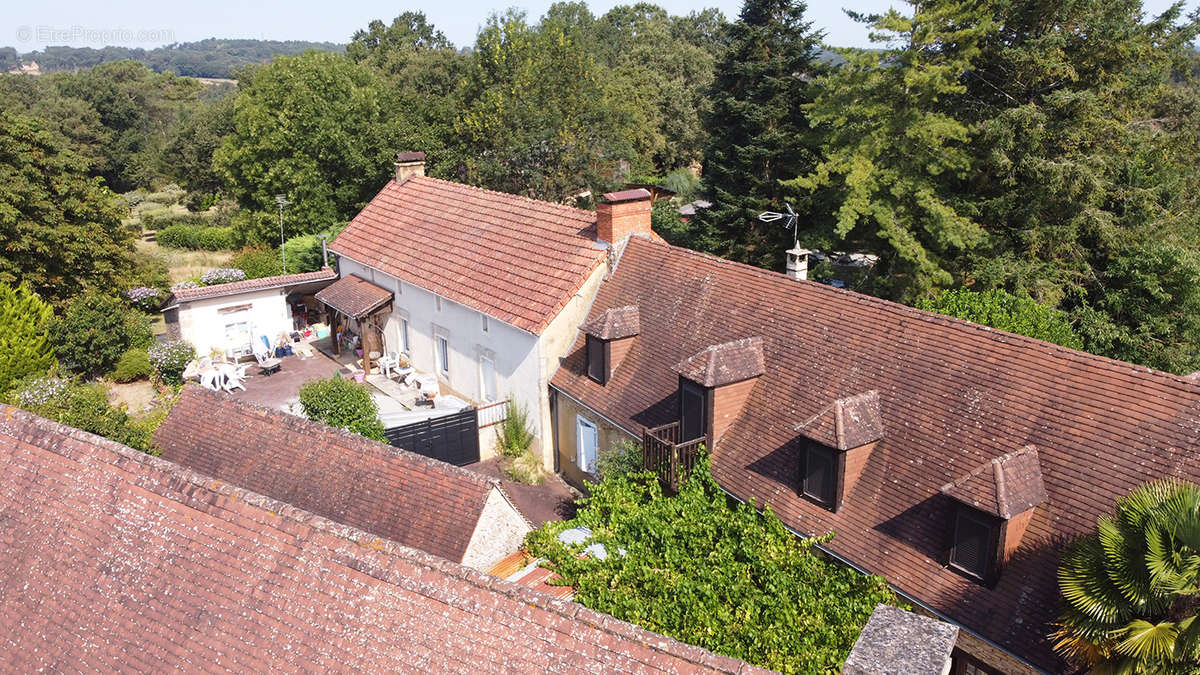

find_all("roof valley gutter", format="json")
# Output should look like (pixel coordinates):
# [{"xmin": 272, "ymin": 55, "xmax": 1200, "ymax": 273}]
[{"xmin": 716, "ymin": 485, "xmax": 1050, "ymax": 675}]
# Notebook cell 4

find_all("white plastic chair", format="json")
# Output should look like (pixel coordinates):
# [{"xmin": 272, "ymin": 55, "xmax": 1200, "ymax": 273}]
[
  {"xmin": 218, "ymin": 363, "xmax": 246, "ymax": 392},
  {"xmin": 199, "ymin": 368, "xmax": 224, "ymax": 392}
]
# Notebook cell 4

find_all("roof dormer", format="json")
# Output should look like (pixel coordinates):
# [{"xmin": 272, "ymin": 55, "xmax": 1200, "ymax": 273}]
[
  {"xmin": 794, "ymin": 391, "xmax": 884, "ymax": 512},
  {"xmin": 672, "ymin": 337, "xmax": 765, "ymax": 445},
  {"xmin": 940, "ymin": 445, "xmax": 1047, "ymax": 585},
  {"xmin": 581, "ymin": 306, "xmax": 639, "ymax": 385}
]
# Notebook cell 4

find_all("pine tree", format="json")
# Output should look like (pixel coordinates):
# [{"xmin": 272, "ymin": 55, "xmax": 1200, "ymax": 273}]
[
  {"xmin": 0, "ymin": 282, "xmax": 55, "ymax": 395},
  {"xmin": 692, "ymin": 0, "xmax": 825, "ymax": 269}
]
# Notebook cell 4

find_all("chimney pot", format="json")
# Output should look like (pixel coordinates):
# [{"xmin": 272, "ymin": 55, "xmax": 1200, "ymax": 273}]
[
  {"xmin": 596, "ymin": 188, "xmax": 653, "ymax": 244},
  {"xmin": 395, "ymin": 151, "xmax": 426, "ymax": 183}
]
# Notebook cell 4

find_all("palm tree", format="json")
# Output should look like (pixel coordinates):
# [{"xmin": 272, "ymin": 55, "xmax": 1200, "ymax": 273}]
[{"xmin": 1053, "ymin": 478, "xmax": 1200, "ymax": 673}]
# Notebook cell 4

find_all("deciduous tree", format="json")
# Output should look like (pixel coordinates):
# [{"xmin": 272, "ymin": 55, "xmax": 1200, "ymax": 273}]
[{"xmin": 0, "ymin": 112, "xmax": 132, "ymax": 306}]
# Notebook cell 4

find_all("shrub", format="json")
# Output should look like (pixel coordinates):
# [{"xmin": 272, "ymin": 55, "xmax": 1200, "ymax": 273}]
[
  {"xmin": 229, "ymin": 245, "xmax": 284, "ymax": 279},
  {"xmin": 147, "ymin": 340, "xmax": 195, "ymax": 386},
  {"xmin": 10, "ymin": 376, "xmax": 157, "ymax": 453},
  {"xmin": 111, "ymin": 348, "xmax": 152, "ymax": 383},
  {"xmin": 526, "ymin": 453, "xmax": 901, "ymax": 672},
  {"xmin": 496, "ymin": 399, "xmax": 534, "ymax": 458},
  {"xmin": 283, "ymin": 233, "xmax": 327, "ymax": 273},
  {"xmin": 596, "ymin": 439, "xmax": 643, "ymax": 480},
  {"xmin": 200, "ymin": 267, "xmax": 246, "ymax": 285},
  {"xmin": 298, "ymin": 375, "xmax": 386, "ymax": 441},
  {"xmin": 156, "ymin": 224, "xmax": 236, "ymax": 250},
  {"xmin": 125, "ymin": 286, "xmax": 162, "ymax": 312},
  {"xmin": 51, "ymin": 293, "xmax": 153, "ymax": 378},
  {"xmin": 0, "ymin": 282, "xmax": 56, "ymax": 396}
]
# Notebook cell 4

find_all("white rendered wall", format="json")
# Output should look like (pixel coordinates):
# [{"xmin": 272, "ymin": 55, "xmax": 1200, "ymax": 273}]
[
  {"xmin": 338, "ymin": 259, "xmax": 543, "ymax": 438},
  {"xmin": 176, "ymin": 289, "xmax": 292, "ymax": 358}
]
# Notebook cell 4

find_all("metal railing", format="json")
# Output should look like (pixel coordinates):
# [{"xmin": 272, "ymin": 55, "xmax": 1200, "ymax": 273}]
[
  {"xmin": 642, "ymin": 421, "xmax": 704, "ymax": 492},
  {"xmin": 476, "ymin": 399, "xmax": 509, "ymax": 429}
]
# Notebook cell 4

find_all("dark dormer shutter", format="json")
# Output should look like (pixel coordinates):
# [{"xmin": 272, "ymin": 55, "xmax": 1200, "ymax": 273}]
[
  {"xmin": 680, "ymin": 379, "xmax": 708, "ymax": 441},
  {"xmin": 951, "ymin": 508, "xmax": 996, "ymax": 580},
  {"xmin": 586, "ymin": 335, "xmax": 608, "ymax": 384},
  {"xmin": 801, "ymin": 444, "xmax": 836, "ymax": 507}
]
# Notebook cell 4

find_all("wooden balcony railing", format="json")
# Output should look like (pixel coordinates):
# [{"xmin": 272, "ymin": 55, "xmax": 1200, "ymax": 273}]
[{"xmin": 642, "ymin": 421, "xmax": 704, "ymax": 492}]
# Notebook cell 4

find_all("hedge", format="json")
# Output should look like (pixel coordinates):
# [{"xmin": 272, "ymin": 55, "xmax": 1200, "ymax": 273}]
[{"xmin": 156, "ymin": 224, "xmax": 236, "ymax": 250}]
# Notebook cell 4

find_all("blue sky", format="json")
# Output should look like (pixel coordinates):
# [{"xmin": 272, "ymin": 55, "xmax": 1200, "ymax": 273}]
[{"xmin": 2, "ymin": 0, "xmax": 1195, "ymax": 52}]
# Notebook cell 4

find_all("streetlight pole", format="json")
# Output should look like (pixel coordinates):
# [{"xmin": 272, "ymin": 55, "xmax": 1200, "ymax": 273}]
[{"xmin": 275, "ymin": 194, "xmax": 291, "ymax": 272}]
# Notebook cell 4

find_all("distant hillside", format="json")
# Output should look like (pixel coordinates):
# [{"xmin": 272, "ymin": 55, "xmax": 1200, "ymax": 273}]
[{"xmin": 5, "ymin": 38, "xmax": 344, "ymax": 78}]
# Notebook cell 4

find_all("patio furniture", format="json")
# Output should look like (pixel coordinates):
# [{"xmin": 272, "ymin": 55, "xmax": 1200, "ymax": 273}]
[
  {"xmin": 218, "ymin": 363, "xmax": 247, "ymax": 392},
  {"xmin": 378, "ymin": 351, "xmax": 401, "ymax": 378},
  {"xmin": 199, "ymin": 368, "xmax": 225, "ymax": 392},
  {"xmin": 413, "ymin": 374, "xmax": 439, "ymax": 403}
]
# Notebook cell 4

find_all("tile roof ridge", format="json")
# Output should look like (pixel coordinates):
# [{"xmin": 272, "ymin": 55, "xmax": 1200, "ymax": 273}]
[
  {"xmin": 0, "ymin": 403, "xmax": 747, "ymax": 674},
  {"xmin": 627, "ymin": 237, "xmax": 1200, "ymax": 392},
  {"xmin": 177, "ymin": 386, "xmax": 494, "ymax": 489},
  {"xmin": 411, "ymin": 175, "xmax": 598, "ymax": 222},
  {"xmin": 172, "ymin": 268, "xmax": 337, "ymax": 300}
]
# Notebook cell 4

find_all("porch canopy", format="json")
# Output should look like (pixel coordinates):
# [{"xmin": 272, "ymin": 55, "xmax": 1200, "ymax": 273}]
[{"xmin": 314, "ymin": 274, "xmax": 394, "ymax": 370}]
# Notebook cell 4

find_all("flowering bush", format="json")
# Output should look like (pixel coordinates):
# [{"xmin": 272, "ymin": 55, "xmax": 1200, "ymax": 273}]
[
  {"xmin": 170, "ymin": 280, "xmax": 200, "ymax": 292},
  {"xmin": 14, "ymin": 376, "xmax": 72, "ymax": 409},
  {"xmin": 125, "ymin": 286, "xmax": 162, "ymax": 312},
  {"xmin": 148, "ymin": 340, "xmax": 196, "ymax": 385},
  {"xmin": 200, "ymin": 268, "xmax": 246, "ymax": 286}
]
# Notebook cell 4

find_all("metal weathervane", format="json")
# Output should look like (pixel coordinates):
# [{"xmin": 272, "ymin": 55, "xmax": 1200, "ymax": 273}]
[{"xmin": 758, "ymin": 203, "xmax": 799, "ymax": 248}]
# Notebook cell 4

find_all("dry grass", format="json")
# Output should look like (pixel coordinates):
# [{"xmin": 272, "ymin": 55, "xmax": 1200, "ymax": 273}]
[
  {"xmin": 107, "ymin": 380, "xmax": 159, "ymax": 415},
  {"xmin": 502, "ymin": 449, "xmax": 545, "ymax": 485},
  {"xmin": 136, "ymin": 239, "xmax": 233, "ymax": 284}
]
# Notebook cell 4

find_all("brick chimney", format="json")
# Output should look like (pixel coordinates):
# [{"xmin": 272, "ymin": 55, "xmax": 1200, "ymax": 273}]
[
  {"xmin": 596, "ymin": 188, "xmax": 653, "ymax": 244},
  {"xmin": 394, "ymin": 151, "xmax": 426, "ymax": 183}
]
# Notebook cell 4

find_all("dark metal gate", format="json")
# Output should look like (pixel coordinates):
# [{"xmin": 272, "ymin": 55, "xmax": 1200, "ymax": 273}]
[{"xmin": 384, "ymin": 408, "xmax": 480, "ymax": 466}]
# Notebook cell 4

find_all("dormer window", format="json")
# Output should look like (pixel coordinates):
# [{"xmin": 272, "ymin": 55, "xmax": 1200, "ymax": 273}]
[
  {"xmin": 679, "ymin": 378, "xmax": 709, "ymax": 441},
  {"xmin": 581, "ymin": 305, "xmax": 639, "ymax": 385},
  {"xmin": 793, "ymin": 391, "xmax": 885, "ymax": 513},
  {"xmin": 800, "ymin": 442, "xmax": 836, "ymax": 507},
  {"xmin": 586, "ymin": 335, "xmax": 608, "ymax": 384},
  {"xmin": 940, "ymin": 445, "xmax": 1047, "ymax": 586},
  {"xmin": 950, "ymin": 508, "xmax": 999, "ymax": 581}
]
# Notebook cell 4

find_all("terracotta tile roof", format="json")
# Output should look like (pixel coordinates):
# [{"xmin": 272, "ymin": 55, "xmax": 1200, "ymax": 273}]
[
  {"xmin": 794, "ymin": 391, "xmax": 885, "ymax": 451},
  {"xmin": 673, "ymin": 337, "xmax": 766, "ymax": 388},
  {"xmin": 942, "ymin": 446, "xmax": 1048, "ymax": 519},
  {"xmin": 314, "ymin": 273, "xmax": 393, "ymax": 318},
  {"xmin": 155, "ymin": 386, "xmax": 513, "ymax": 565},
  {"xmin": 329, "ymin": 176, "xmax": 607, "ymax": 335},
  {"xmin": 168, "ymin": 268, "xmax": 337, "ymax": 303},
  {"xmin": 581, "ymin": 305, "xmax": 640, "ymax": 340},
  {"xmin": 0, "ymin": 404, "xmax": 765, "ymax": 673},
  {"xmin": 551, "ymin": 237, "xmax": 1200, "ymax": 671}
]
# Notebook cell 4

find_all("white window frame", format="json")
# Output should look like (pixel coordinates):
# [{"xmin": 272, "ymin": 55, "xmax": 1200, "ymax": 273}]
[
  {"xmin": 478, "ymin": 354, "xmax": 497, "ymax": 402},
  {"xmin": 400, "ymin": 317, "xmax": 410, "ymax": 353},
  {"xmin": 481, "ymin": 314, "xmax": 489, "ymax": 333},
  {"xmin": 576, "ymin": 416, "xmax": 599, "ymax": 474},
  {"xmin": 435, "ymin": 295, "xmax": 443, "ymax": 312},
  {"xmin": 436, "ymin": 335, "xmax": 449, "ymax": 376}
]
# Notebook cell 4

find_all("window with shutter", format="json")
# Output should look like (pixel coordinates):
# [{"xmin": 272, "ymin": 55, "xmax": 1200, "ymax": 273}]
[
  {"xmin": 801, "ymin": 444, "xmax": 836, "ymax": 507},
  {"xmin": 951, "ymin": 508, "xmax": 996, "ymax": 580}
]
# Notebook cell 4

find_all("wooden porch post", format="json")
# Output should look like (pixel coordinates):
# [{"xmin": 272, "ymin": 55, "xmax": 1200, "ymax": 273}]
[{"xmin": 329, "ymin": 307, "xmax": 341, "ymax": 356}]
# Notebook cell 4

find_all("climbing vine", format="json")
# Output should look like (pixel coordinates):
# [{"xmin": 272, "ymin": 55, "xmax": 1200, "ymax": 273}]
[{"xmin": 525, "ymin": 454, "xmax": 900, "ymax": 673}]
